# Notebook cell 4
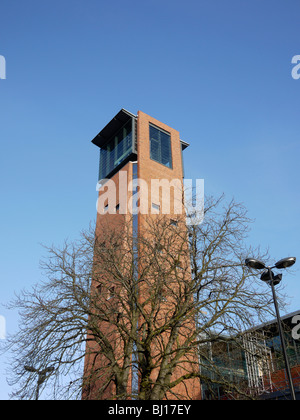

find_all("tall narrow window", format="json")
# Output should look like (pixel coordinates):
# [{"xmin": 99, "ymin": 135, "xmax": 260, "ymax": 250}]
[
  {"xmin": 107, "ymin": 287, "xmax": 115, "ymax": 300},
  {"xmin": 99, "ymin": 119, "xmax": 133, "ymax": 180},
  {"xmin": 152, "ymin": 203, "xmax": 160, "ymax": 213},
  {"xmin": 149, "ymin": 125, "xmax": 172, "ymax": 168}
]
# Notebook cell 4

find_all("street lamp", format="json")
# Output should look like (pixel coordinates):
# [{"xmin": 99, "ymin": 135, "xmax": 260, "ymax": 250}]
[
  {"xmin": 24, "ymin": 365, "xmax": 55, "ymax": 400},
  {"xmin": 245, "ymin": 257, "xmax": 297, "ymax": 400}
]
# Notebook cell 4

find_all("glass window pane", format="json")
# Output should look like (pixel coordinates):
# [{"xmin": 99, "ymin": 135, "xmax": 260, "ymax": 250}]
[
  {"xmin": 161, "ymin": 131, "xmax": 172, "ymax": 167},
  {"xmin": 99, "ymin": 120, "xmax": 133, "ymax": 179},
  {"xmin": 150, "ymin": 138, "xmax": 160, "ymax": 162},
  {"xmin": 149, "ymin": 125, "xmax": 172, "ymax": 169}
]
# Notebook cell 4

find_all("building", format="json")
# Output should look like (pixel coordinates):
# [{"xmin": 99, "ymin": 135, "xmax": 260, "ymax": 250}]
[
  {"xmin": 257, "ymin": 310, "xmax": 300, "ymax": 400},
  {"xmin": 83, "ymin": 109, "xmax": 201, "ymax": 400},
  {"xmin": 200, "ymin": 310, "xmax": 300, "ymax": 400}
]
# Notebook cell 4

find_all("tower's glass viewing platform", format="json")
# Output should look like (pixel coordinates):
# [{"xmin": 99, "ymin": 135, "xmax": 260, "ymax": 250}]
[{"xmin": 92, "ymin": 109, "xmax": 137, "ymax": 180}]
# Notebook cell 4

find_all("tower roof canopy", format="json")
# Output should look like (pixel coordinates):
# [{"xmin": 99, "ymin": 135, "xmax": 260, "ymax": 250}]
[
  {"xmin": 92, "ymin": 108, "xmax": 137, "ymax": 148},
  {"xmin": 91, "ymin": 108, "xmax": 190, "ymax": 150},
  {"xmin": 180, "ymin": 139, "xmax": 190, "ymax": 150}
]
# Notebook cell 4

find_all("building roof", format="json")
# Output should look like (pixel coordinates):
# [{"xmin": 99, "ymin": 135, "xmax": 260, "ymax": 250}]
[
  {"xmin": 91, "ymin": 108, "xmax": 137, "ymax": 148},
  {"xmin": 245, "ymin": 309, "xmax": 300, "ymax": 335},
  {"xmin": 91, "ymin": 108, "xmax": 190, "ymax": 150}
]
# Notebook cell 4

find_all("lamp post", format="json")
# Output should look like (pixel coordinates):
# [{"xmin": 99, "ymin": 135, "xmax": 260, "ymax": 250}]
[
  {"xmin": 245, "ymin": 257, "xmax": 297, "ymax": 400},
  {"xmin": 24, "ymin": 365, "xmax": 55, "ymax": 400}
]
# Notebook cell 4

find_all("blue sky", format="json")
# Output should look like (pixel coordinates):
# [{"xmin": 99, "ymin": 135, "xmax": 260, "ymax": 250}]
[{"xmin": 0, "ymin": 0, "xmax": 300, "ymax": 399}]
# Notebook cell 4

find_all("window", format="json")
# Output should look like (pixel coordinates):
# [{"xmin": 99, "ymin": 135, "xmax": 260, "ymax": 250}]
[
  {"xmin": 158, "ymin": 291, "xmax": 167, "ymax": 302},
  {"xmin": 175, "ymin": 261, "xmax": 183, "ymax": 270},
  {"xmin": 99, "ymin": 119, "xmax": 133, "ymax": 179},
  {"xmin": 154, "ymin": 240, "xmax": 163, "ymax": 254},
  {"xmin": 152, "ymin": 203, "xmax": 160, "ymax": 213},
  {"xmin": 107, "ymin": 287, "xmax": 115, "ymax": 300},
  {"xmin": 149, "ymin": 125, "xmax": 172, "ymax": 168}
]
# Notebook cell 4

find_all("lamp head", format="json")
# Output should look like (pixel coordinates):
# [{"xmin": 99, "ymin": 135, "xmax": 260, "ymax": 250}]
[
  {"xmin": 275, "ymin": 257, "xmax": 296, "ymax": 269},
  {"xmin": 245, "ymin": 258, "xmax": 266, "ymax": 270},
  {"xmin": 260, "ymin": 270, "xmax": 282, "ymax": 286}
]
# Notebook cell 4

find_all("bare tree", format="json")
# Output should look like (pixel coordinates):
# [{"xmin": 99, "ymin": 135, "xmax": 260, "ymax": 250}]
[{"xmin": 1, "ymin": 195, "xmax": 286, "ymax": 400}]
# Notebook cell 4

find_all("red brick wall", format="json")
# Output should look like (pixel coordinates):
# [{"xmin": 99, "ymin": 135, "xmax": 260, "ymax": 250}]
[
  {"xmin": 136, "ymin": 111, "xmax": 201, "ymax": 400},
  {"xmin": 264, "ymin": 364, "xmax": 300, "ymax": 391}
]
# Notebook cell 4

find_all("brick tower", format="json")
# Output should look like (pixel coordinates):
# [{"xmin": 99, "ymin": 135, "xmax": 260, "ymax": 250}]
[{"xmin": 83, "ymin": 109, "xmax": 201, "ymax": 400}]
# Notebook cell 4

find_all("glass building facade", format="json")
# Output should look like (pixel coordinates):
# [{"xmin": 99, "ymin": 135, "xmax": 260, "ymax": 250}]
[
  {"xmin": 99, "ymin": 119, "xmax": 134, "ymax": 180},
  {"xmin": 200, "ymin": 311, "xmax": 300, "ymax": 400}
]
